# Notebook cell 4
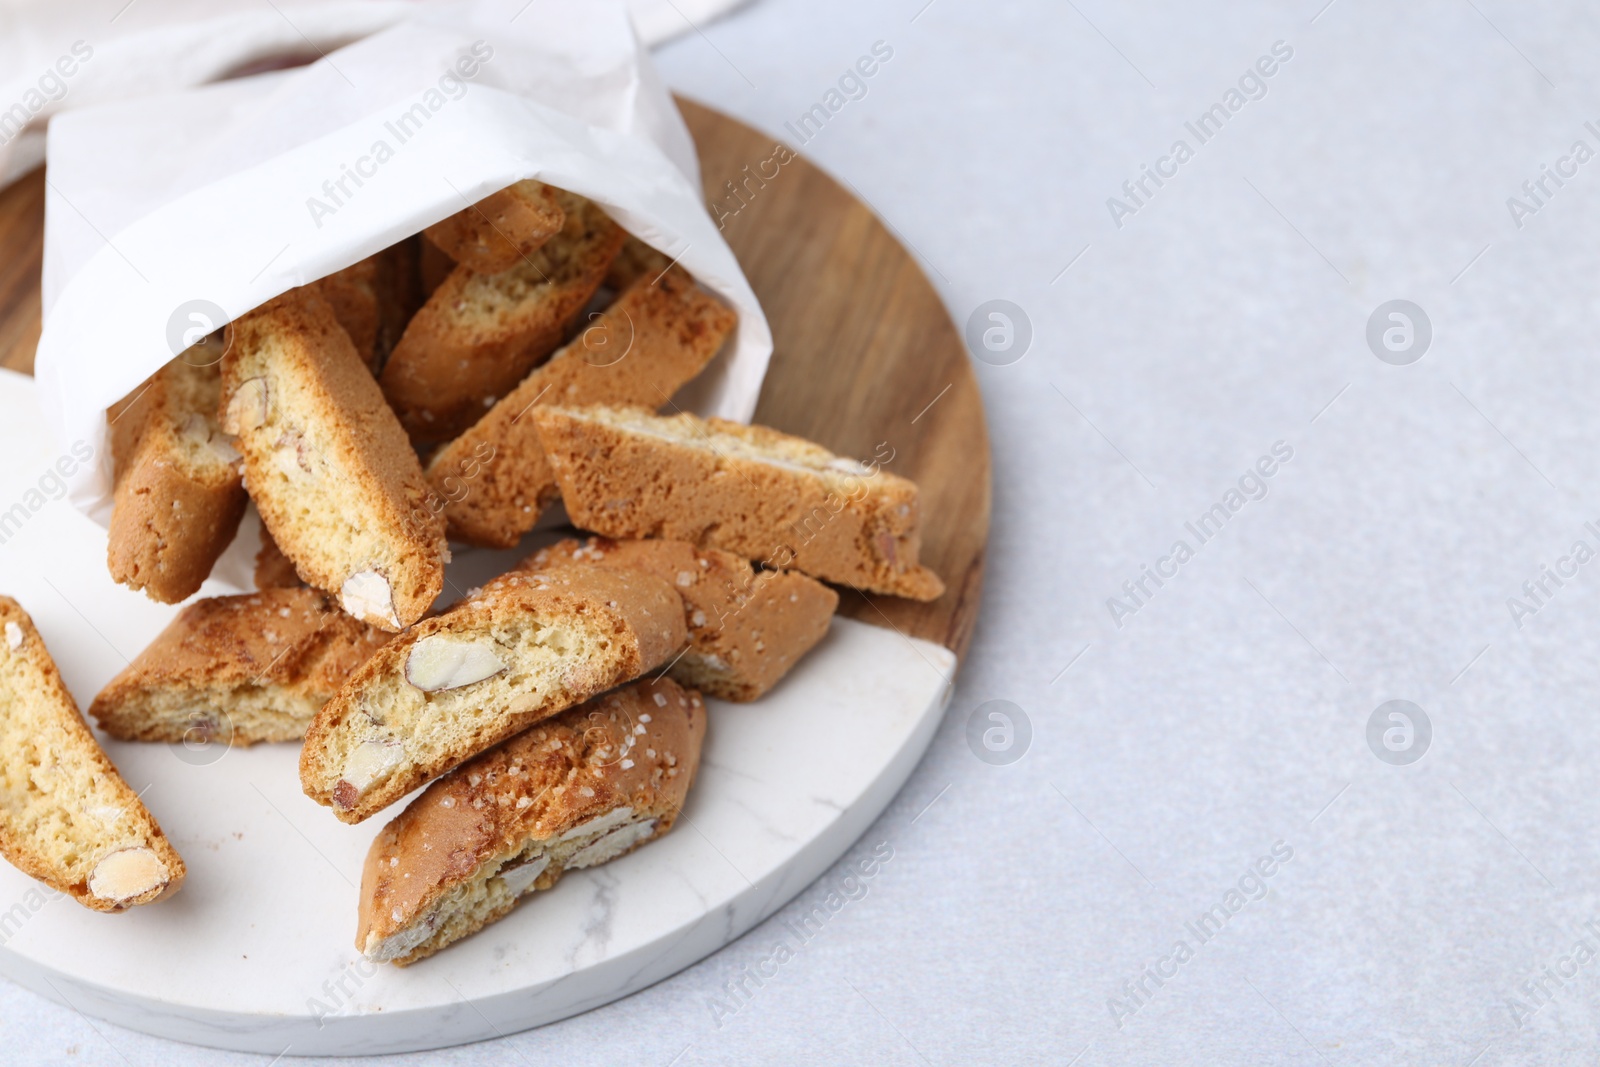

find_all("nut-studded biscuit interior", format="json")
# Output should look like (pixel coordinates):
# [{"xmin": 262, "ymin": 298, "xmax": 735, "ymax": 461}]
[
  {"xmin": 380, "ymin": 190, "xmax": 625, "ymax": 444},
  {"xmin": 300, "ymin": 563, "xmax": 687, "ymax": 824},
  {"xmin": 357, "ymin": 676, "xmax": 705, "ymax": 965},
  {"xmin": 89, "ymin": 589, "xmax": 390, "ymax": 746},
  {"xmin": 527, "ymin": 537, "xmax": 837, "ymax": 702},
  {"xmin": 533, "ymin": 403, "xmax": 946, "ymax": 600},
  {"xmin": 425, "ymin": 268, "xmax": 737, "ymax": 548},
  {"xmin": 107, "ymin": 351, "xmax": 247, "ymax": 604},
  {"xmin": 0, "ymin": 597, "xmax": 185, "ymax": 912},
  {"xmin": 220, "ymin": 286, "xmax": 447, "ymax": 632},
  {"xmin": 423, "ymin": 179, "xmax": 566, "ymax": 276}
]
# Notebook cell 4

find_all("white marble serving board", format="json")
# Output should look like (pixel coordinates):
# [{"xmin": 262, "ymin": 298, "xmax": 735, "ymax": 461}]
[{"xmin": 0, "ymin": 369, "xmax": 956, "ymax": 1055}]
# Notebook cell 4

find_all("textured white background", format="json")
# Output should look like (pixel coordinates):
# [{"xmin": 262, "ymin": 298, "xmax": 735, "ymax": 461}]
[{"xmin": 10, "ymin": 0, "xmax": 1600, "ymax": 1063}]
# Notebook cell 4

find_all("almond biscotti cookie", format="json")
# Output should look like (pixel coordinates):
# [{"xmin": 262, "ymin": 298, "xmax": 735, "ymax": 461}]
[
  {"xmin": 530, "ymin": 537, "xmax": 836, "ymax": 701},
  {"xmin": 220, "ymin": 286, "xmax": 448, "ymax": 632},
  {"xmin": 603, "ymin": 235, "xmax": 672, "ymax": 291},
  {"xmin": 356, "ymin": 676, "xmax": 703, "ymax": 964},
  {"xmin": 419, "ymin": 234, "xmax": 454, "ymax": 298},
  {"xmin": 254, "ymin": 524, "xmax": 304, "ymax": 590},
  {"xmin": 107, "ymin": 352, "xmax": 248, "ymax": 604},
  {"xmin": 301, "ymin": 562, "xmax": 687, "ymax": 824},
  {"xmin": 423, "ymin": 180, "xmax": 565, "ymax": 276},
  {"xmin": 381, "ymin": 190, "xmax": 625, "ymax": 444},
  {"xmin": 533, "ymin": 405, "xmax": 946, "ymax": 600},
  {"xmin": 89, "ymin": 588, "xmax": 390, "ymax": 746},
  {"xmin": 317, "ymin": 241, "xmax": 423, "ymax": 376},
  {"xmin": 424, "ymin": 270, "xmax": 737, "ymax": 547},
  {"xmin": 0, "ymin": 598, "xmax": 185, "ymax": 911}
]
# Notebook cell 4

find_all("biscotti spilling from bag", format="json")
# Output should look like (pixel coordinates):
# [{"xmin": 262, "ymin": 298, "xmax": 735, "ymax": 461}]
[
  {"xmin": 380, "ymin": 189, "xmax": 625, "ymax": 444},
  {"xmin": 357, "ymin": 676, "xmax": 704, "ymax": 965},
  {"xmin": 426, "ymin": 268, "xmax": 737, "ymax": 548},
  {"xmin": 300, "ymin": 562, "xmax": 687, "ymax": 824},
  {"xmin": 0, "ymin": 598, "xmax": 185, "ymax": 911},
  {"xmin": 89, "ymin": 588, "xmax": 391, "ymax": 746},
  {"xmin": 107, "ymin": 349, "xmax": 247, "ymax": 604},
  {"xmin": 533, "ymin": 404, "xmax": 945, "ymax": 600},
  {"xmin": 526, "ymin": 537, "xmax": 836, "ymax": 701},
  {"xmin": 220, "ymin": 286, "xmax": 448, "ymax": 632}
]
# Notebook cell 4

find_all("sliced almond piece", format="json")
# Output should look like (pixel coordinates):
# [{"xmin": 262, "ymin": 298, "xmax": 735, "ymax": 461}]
[
  {"xmin": 222, "ymin": 377, "xmax": 269, "ymax": 434},
  {"xmin": 341, "ymin": 570, "xmax": 401, "ymax": 631},
  {"xmin": 88, "ymin": 847, "xmax": 168, "ymax": 903},
  {"xmin": 335, "ymin": 738, "xmax": 404, "ymax": 810},
  {"xmin": 404, "ymin": 634, "xmax": 507, "ymax": 692},
  {"xmin": 498, "ymin": 854, "xmax": 551, "ymax": 897}
]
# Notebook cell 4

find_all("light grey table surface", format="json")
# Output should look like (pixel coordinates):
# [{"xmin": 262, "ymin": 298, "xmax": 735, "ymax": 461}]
[{"xmin": 10, "ymin": 0, "xmax": 1600, "ymax": 1063}]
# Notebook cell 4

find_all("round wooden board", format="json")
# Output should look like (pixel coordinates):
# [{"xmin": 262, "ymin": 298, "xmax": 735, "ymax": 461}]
[{"xmin": 0, "ymin": 98, "xmax": 989, "ymax": 661}]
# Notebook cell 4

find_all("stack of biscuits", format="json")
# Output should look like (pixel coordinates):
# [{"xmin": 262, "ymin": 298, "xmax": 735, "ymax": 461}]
[{"xmin": 0, "ymin": 180, "xmax": 945, "ymax": 963}]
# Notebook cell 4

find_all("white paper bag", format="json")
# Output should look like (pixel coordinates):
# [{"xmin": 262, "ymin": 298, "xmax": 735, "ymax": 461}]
[{"xmin": 32, "ymin": 0, "xmax": 773, "ymax": 528}]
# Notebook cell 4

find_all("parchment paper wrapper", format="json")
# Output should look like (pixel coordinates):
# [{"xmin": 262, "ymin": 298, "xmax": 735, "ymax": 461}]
[{"xmin": 31, "ymin": 0, "xmax": 772, "ymax": 541}]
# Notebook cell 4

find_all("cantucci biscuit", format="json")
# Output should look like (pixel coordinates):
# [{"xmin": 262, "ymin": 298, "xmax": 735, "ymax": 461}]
[
  {"xmin": 89, "ymin": 589, "xmax": 390, "ymax": 746},
  {"xmin": 316, "ymin": 241, "xmax": 423, "ymax": 376},
  {"xmin": 528, "ymin": 537, "xmax": 836, "ymax": 701},
  {"xmin": 423, "ymin": 179, "xmax": 565, "ymax": 275},
  {"xmin": 0, "ymin": 598, "xmax": 185, "ymax": 911},
  {"xmin": 107, "ymin": 351, "xmax": 247, "ymax": 604},
  {"xmin": 254, "ymin": 523, "xmax": 304, "ymax": 590},
  {"xmin": 424, "ymin": 269, "xmax": 736, "ymax": 547},
  {"xmin": 300, "ymin": 562, "xmax": 686, "ymax": 824},
  {"xmin": 220, "ymin": 286, "xmax": 448, "ymax": 632},
  {"xmin": 603, "ymin": 234, "xmax": 672, "ymax": 291},
  {"xmin": 380, "ymin": 190, "xmax": 625, "ymax": 444},
  {"xmin": 533, "ymin": 405, "xmax": 945, "ymax": 600},
  {"xmin": 357, "ymin": 676, "xmax": 703, "ymax": 964}
]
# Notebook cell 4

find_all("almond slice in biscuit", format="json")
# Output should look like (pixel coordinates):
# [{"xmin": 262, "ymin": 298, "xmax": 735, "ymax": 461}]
[{"xmin": 300, "ymin": 563, "xmax": 687, "ymax": 824}]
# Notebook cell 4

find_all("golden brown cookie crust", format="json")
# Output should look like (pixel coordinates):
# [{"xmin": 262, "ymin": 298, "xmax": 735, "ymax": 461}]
[
  {"xmin": 356, "ymin": 676, "xmax": 704, "ymax": 964},
  {"xmin": 534, "ymin": 404, "xmax": 945, "ymax": 600},
  {"xmin": 528, "ymin": 537, "xmax": 836, "ymax": 701},
  {"xmin": 381, "ymin": 191, "xmax": 625, "ymax": 444},
  {"xmin": 89, "ymin": 588, "xmax": 390, "ymax": 746},
  {"xmin": 425, "ymin": 268, "xmax": 736, "ymax": 548},
  {"xmin": 106, "ymin": 356, "xmax": 247, "ymax": 604},
  {"xmin": 423, "ymin": 180, "xmax": 566, "ymax": 276}
]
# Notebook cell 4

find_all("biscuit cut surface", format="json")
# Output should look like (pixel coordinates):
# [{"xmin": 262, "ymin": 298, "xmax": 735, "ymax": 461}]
[
  {"xmin": 0, "ymin": 598, "xmax": 185, "ymax": 911},
  {"xmin": 300, "ymin": 563, "xmax": 687, "ymax": 824},
  {"xmin": 533, "ymin": 405, "xmax": 946, "ymax": 600},
  {"xmin": 357, "ymin": 676, "xmax": 704, "ymax": 964},
  {"xmin": 425, "ymin": 269, "xmax": 736, "ymax": 547},
  {"xmin": 423, "ymin": 180, "xmax": 566, "ymax": 276},
  {"xmin": 381, "ymin": 190, "xmax": 625, "ymax": 443},
  {"xmin": 89, "ymin": 589, "xmax": 390, "ymax": 746},
  {"xmin": 529, "ymin": 537, "xmax": 836, "ymax": 701},
  {"xmin": 220, "ymin": 287, "xmax": 447, "ymax": 632},
  {"xmin": 107, "ymin": 352, "xmax": 247, "ymax": 604}
]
